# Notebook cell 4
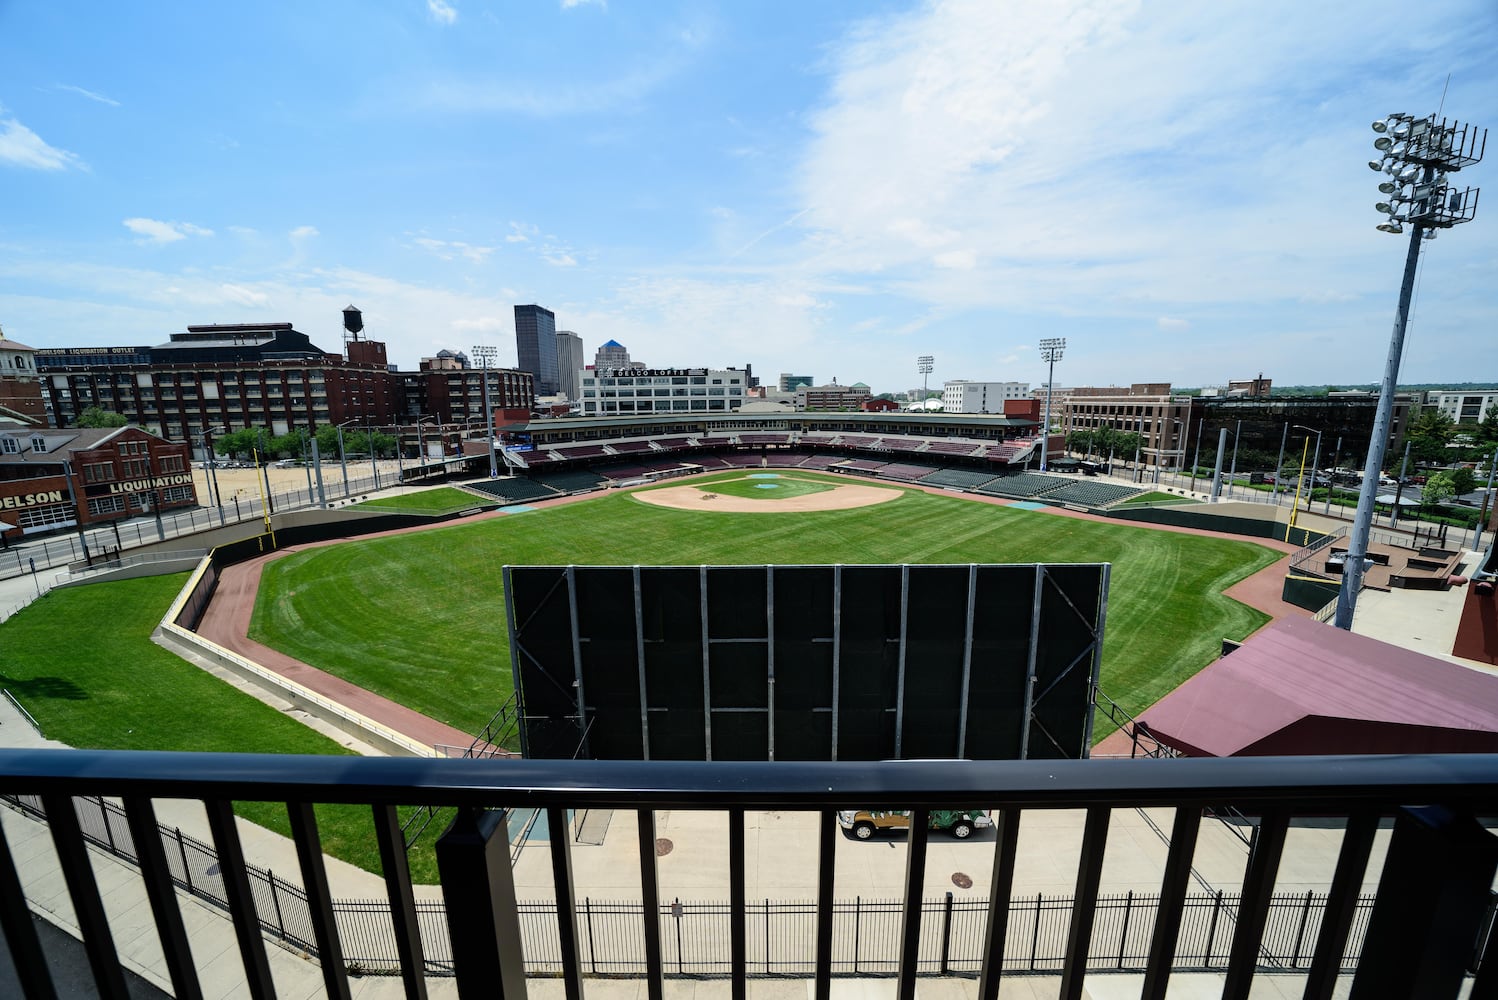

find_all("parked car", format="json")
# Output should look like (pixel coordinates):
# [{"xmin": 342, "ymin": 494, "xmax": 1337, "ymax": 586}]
[{"xmin": 837, "ymin": 808, "xmax": 992, "ymax": 840}]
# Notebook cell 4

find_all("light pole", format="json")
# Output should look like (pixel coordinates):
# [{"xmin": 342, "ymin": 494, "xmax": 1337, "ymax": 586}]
[
  {"xmin": 416, "ymin": 417, "xmax": 436, "ymax": 474},
  {"xmin": 1337, "ymin": 111, "xmax": 1485, "ymax": 631},
  {"xmin": 1038, "ymin": 338, "xmax": 1065, "ymax": 473},
  {"xmin": 917, "ymin": 355, "xmax": 934, "ymax": 402},
  {"xmin": 1323, "ymin": 436, "xmax": 1343, "ymax": 516},
  {"xmin": 1190, "ymin": 418, "xmax": 1203, "ymax": 494},
  {"xmin": 473, "ymin": 345, "xmax": 500, "ymax": 478},
  {"xmin": 199, "ymin": 426, "xmax": 226, "ymax": 527},
  {"xmin": 366, "ymin": 416, "xmax": 380, "ymax": 491},
  {"xmin": 336, "ymin": 418, "xmax": 357, "ymax": 499}
]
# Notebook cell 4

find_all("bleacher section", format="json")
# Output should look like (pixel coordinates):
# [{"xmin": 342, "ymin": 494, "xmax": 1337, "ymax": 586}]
[
  {"xmin": 551, "ymin": 444, "xmax": 610, "ymax": 460},
  {"xmin": 797, "ymin": 455, "xmax": 842, "ymax": 469},
  {"xmin": 610, "ymin": 440, "xmax": 655, "ymax": 454},
  {"xmin": 919, "ymin": 468, "xmax": 999, "ymax": 490},
  {"xmin": 924, "ymin": 440, "xmax": 982, "ymax": 457},
  {"xmin": 691, "ymin": 456, "xmax": 733, "ymax": 469},
  {"xmin": 764, "ymin": 452, "xmax": 812, "ymax": 467},
  {"xmin": 739, "ymin": 433, "xmax": 792, "ymax": 444},
  {"xmin": 839, "ymin": 459, "xmax": 888, "ymax": 472},
  {"xmin": 597, "ymin": 463, "xmax": 656, "ymax": 481},
  {"xmin": 837, "ymin": 435, "xmax": 879, "ymax": 447},
  {"xmin": 877, "ymin": 463, "xmax": 936, "ymax": 481},
  {"xmin": 881, "ymin": 438, "xmax": 925, "ymax": 453},
  {"xmin": 721, "ymin": 454, "xmax": 766, "ymax": 467},
  {"xmin": 1044, "ymin": 481, "xmax": 1143, "ymax": 507},
  {"xmin": 975, "ymin": 473, "xmax": 1070, "ymax": 499},
  {"xmin": 465, "ymin": 478, "xmax": 562, "ymax": 505},
  {"xmin": 532, "ymin": 469, "xmax": 608, "ymax": 493},
  {"xmin": 800, "ymin": 434, "xmax": 837, "ymax": 445},
  {"xmin": 697, "ymin": 436, "xmax": 734, "ymax": 446},
  {"xmin": 653, "ymin": 437, "xmax": 692, "ymax": 450}
]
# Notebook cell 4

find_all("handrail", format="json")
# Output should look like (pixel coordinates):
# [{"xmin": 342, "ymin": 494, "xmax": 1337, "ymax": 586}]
[{"xmin": 0, "ymin": 750, "xmax": 1494, "ymax": 811}]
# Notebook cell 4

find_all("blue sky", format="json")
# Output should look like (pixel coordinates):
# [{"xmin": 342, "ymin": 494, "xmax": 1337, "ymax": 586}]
[{"xmin": 1, "ymin": 1, "xmax": 1494, "ymax": 394}]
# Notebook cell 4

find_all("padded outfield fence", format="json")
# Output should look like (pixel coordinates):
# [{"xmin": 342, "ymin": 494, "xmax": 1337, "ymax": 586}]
[{"xmin": 0, "ymin": 792, "xmax": 1394, "ymax": 978}]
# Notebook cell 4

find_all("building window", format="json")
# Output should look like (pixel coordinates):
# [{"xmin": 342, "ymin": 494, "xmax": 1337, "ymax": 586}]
[
  {"xmin": 83, "ymin": 463, "xmax": 115, "ymax": 483},
  {"xmin": 160, "ymin": 485, "xmax": 194, "ymax": 504},
  {"xmin": 159, "ymin": 455, "xmax": 185, "ymax": 473},
  {"xmin": 0, "ymin": 437, "xmax": 17, "ymax": 454},
  {"xmin": 17, "ymin": 504, "xmax": 73, "ymax": 530},
  {"xmin": 87, "ymin": 495, "xmax": 126, "ymax": 516}
]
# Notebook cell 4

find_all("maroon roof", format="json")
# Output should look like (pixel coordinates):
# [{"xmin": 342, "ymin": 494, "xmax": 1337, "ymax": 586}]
[{"xmin": 1140, "ymin": 617, "xmax": 1498, "ymax": 757}]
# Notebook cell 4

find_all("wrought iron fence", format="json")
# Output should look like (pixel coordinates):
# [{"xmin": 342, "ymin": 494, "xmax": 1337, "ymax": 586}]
[{"xmin": 1, "ymin": 791, "xmax": 1387, "ymax": 978}]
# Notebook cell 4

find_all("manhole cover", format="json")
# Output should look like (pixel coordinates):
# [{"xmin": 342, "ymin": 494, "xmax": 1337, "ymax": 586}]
[
  {"xmin": 655, "ymin": 838, "xmax": 673, "ymax": 857},
  {"xmin": 951, "ymin": 872, "xmax": 973, "ymax": 889}
]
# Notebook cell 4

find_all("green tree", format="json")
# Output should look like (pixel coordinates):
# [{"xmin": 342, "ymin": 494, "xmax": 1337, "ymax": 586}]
[
  {"xmin": 1471, "ymin": 402, "xmax": 1498, "ymax": 453},
  {"xmin": 1448, "ymin": 466, "xmax": 1477, "ymax": 498},
  {"xmin": 1421, "ymin": 471, "xmax": 1457, "ymax": 508},
  {"xmin": 1067, "ymin": 429, "xmax": 1093, "ymax": 456},
  {"xmin": 1406, "ymin": 409, "xmax": 1457, "ymax": 466},
  {"xmin": 74, "ymin": 406, "xmax": 129, "ymax": 428}
]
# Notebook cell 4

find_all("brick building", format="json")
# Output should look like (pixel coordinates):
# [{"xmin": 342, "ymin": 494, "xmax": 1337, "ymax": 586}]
[{"xmin": 0, "ymin": 422, "xmax": 194, "ymax": 544}]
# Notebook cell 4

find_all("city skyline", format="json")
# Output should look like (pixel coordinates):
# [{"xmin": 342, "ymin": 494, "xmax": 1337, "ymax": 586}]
[{"xmin": 1, "ymin": 1, "xmax": 1494, "ymax": 395}]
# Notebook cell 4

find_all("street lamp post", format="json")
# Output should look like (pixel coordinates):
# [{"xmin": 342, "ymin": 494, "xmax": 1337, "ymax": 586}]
[
  {"xmin": 1337, "ymin": 111, "xmax": 1485, "ymax": 631},
  {"xmin": 473, "ymin": 345, "xmax": 500, "ymax": 479},
  {"xmin": 199, "ymin": 426, "xmax": 226, "ymax": 527},
  {"xmin": 335, "ymin": 419, "xmax": 357, "ymax": 499},
  {"xmin": 1038, "ymin": 338, "xmax": 1065, "ymax": 473},
  {"xmin": 1323, "ymin": 436, "xmax": 1343, "ymax": 516}
]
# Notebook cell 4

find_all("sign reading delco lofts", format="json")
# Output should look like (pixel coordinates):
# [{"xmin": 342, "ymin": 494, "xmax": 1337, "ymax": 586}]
[
  {"xmin": 0, "ymin": 490, "xmax": 66, "ymax": 511},
  {"xmin": 107, "ymin": 474, "xmax": 193, "ymax": 495}
]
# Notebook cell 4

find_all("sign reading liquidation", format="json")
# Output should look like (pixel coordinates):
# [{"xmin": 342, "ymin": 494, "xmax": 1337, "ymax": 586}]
[{"xmin": 107, "ymin": 474, "xmax": 193, "ymax": 495}]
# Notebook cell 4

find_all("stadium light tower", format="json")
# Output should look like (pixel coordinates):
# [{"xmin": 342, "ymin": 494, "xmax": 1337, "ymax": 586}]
[
  {"xmin": 472, "ymin": 344, "xmax": 500, "ymax": 479},
  {"xmin": 1038, "ymin": 337, "xmax": 1066, "ymax": 472},
  {"xmin": 917, "ymin": 355, "xmax": 934, "ymax": 400},
  {"xmin": 1336, "ymin": 112, "xmax": 1485, "ymax": 631}
]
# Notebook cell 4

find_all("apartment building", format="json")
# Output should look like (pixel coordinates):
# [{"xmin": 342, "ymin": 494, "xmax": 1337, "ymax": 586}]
[
  {"xmin": 942, "ymin": 380, "xmax": 1031, "ymax": 414},
  {"xmin": 577, "ymin": 368, "xmax": 747, "ymax": 416}
]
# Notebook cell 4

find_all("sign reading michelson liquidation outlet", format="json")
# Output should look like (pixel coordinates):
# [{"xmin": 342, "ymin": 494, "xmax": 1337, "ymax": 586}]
[{"xmin": 0, "ymin": 490, "xmax": 66, "ymax": 510}]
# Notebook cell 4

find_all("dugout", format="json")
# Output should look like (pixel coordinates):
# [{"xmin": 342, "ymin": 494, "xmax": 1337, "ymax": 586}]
[{"xmin": 504, "ymin": 563, "xmax": 1110, "ymax": 763}]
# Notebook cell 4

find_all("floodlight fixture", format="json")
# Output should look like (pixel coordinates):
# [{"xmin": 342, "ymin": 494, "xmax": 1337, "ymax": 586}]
[
  {"xmin": 1037, "ymin": 337, "xmax": 1066, "ymax": 474},
  {"xmin": 1338, "ymin": 108, "xmax": 1485, "ymax": 633}
]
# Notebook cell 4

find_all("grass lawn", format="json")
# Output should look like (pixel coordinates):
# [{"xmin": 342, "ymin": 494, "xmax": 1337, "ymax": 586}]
[
  {"xmin": 0, "ymin": 575, "xmax": 443, "ymax": 882},
  {"xmin": 698, "ymin": 474, "xmax": 838, "ymax": 500},
  {"xmin": 250, "ymin": 470, "xmax": 1280, "ymax": 742},
  {"xmin": 352, "ymin": 486, "xmax": 485, "ymax": 516},
  {"xmin": 1118, "ymin": 491, "xmax": 1201, "ymax": 506}
]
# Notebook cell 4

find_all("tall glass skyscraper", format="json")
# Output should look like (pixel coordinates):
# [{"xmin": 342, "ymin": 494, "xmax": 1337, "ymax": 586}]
[{"xmin": 513, "ymin": 304, "xmax": 559, "ymax": 396}]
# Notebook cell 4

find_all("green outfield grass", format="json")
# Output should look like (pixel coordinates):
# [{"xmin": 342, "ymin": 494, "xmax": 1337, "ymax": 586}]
[
  {"xmin": 250, "ymin": 470, "xmax": 1280, "ymax": 742},
  {"xmin": 352, "ymin": 486, "xmax": 486, "ymax": 515},
  {"xmin": 0, "ymin": 576, "xmax": 442, "ymax": 880},
  {"xmin": 699, "ymin": 474, "xmax": 839, "ymax": 500}
]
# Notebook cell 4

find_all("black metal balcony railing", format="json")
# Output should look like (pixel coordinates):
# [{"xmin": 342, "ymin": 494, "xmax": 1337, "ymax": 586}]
[{"xmin": 1, "ymin": 752, "xmax": 1497, "ymax": 1000}]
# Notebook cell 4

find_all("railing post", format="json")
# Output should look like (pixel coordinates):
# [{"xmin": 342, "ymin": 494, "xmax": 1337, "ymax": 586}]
[
  {"xmin": 1205, "ymin": 890, "xmax": 1223, "ymax": 967},
  {"xmin": 1291, "ymin": 890, "xmax": 1313, "ymax": 969},
  {"xmin": 1350, "ymin": 806, "xmax": 1498, "ymax": 999},
  {"xmin": 177, "ymin": 827, "xmax": 193, "ymax": 894},
  {"xmin": 268, "ymin": 874, "xmax": 286, "ymax": 940},
  {"xmin": 853, "ymin": 896, "xmax": 860, "ymax": 976},
  {"xmin": 1118, "ymin": 890, "xmax": 1132, "ymax": 968},
  {"xmin": 585, "ymin": 898, "xmax": 597, "ymax": 975},
  {"xmin": 940, "ymin": 891, "xmax": 954, "ymax": 975},
  {"xmin": 435, "ymin": 806, "xmax": 527, "ymax": 999}
]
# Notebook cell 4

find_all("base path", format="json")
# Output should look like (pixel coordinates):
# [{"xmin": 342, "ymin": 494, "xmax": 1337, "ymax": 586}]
[{"xmin": 633, "ymin": 477, "xmax": 902, "ymax": 513}]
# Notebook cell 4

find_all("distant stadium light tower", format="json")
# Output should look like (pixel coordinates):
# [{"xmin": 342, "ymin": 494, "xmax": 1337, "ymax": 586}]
[
  {"xmin": 917, "ymin": 355, "xmax": 934, "ymax": 400},
  {"xmin": 1038, "ymin": 337, "xmax": 1066, "ymax": 472},
  {"xmin": 1336, "ymin": 111, "xmax": 1485, "ymax": 631},
  {"xmin": 472, "ymin": 344, "xmax": 500, "ymax": 479}
]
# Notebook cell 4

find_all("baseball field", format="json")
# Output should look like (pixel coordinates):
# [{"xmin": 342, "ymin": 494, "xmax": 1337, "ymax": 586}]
[{"xmin": 248, "ymin": 471, "xmax": 1282, "ymax": 740}]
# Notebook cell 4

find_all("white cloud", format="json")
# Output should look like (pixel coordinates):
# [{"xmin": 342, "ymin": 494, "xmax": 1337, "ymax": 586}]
[
  {"xmin": 289, "ymin": 225, "xmax": 320, "ymax": 241},
  {"xmin": 1157, "ymin": 317, "xmax": 1190, "ymax": 331},
  {"xmin": 427, "ymin": 0, "xmax": 457, "ymax": 25},
  {"xmin": 506, "ymin": 221, "xmax": 538, "ymax": 243},
  {"xmin": 55, "ymin": 84, "xmax": 120, "ymax": 107},
  {"xmin": 122, "ymin": 218, "xmax": 214, "ymax": 245},
  {"xmin": 934, "ymin": 250, "xmax": 977, "ymax": 270},
  {"xmin": 411, "ymin": 236, "xmax": 495, "ymax": 263},
  {"xmin": 453, "ymin": 316, "xmax": 510, "ymax": 333},
  {"xmin": 541, "ymin": 248, "xmax": 578, "ymax": 267},
  {"xmin": 561, "ymin": 0, "xmax": 606, "ymax": 9},
  {"xmin": 220, "ymin": 283, "xmax": 269, "ymax": 306},
  {"xmin": 0, "ymin": 112, "xmax": 83, "ymax": 170}
]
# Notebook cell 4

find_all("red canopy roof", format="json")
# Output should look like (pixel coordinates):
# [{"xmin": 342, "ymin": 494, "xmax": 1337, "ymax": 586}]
[{"xmin": 1140, "ymin": 617, "xmax": 1498, "ymax": 757}]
